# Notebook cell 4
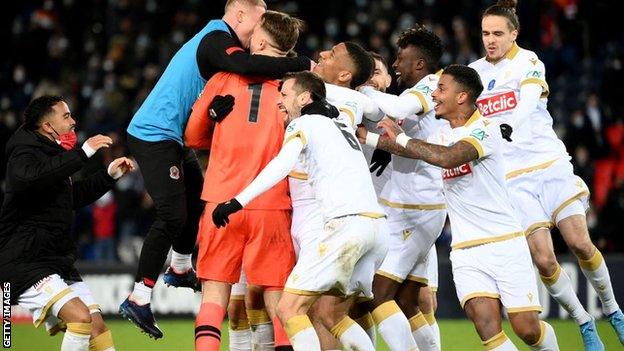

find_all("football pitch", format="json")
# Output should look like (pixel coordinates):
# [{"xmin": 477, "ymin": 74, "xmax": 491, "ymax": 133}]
[{"xmin": 7, "ymin": 318, "xmax": 621, "ymax": 350}]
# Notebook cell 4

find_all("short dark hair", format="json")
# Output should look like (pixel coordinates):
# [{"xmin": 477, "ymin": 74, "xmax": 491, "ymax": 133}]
[
  {"xmin": 483, "ymin": 0, "xmax": 520, "ymax": 32},
  {"xmin": 260, "ymin": 11, "xmax": 304, "ymax": 53},
  {"xmin": 442, "ymin": 64, "xmax": 484, "ymax": 103},
  {"xmin": 369, "ymin": 51, "xmax": 388, "ymax": 70},
  {"xmin": 23, "ymin": 95, "xmax": 65, "ymax": 130},
  {"xmin": 397, "ymin": 25, "xmax": 443, "ymax": 72},
  {"xmin": 283, "ymin": 71, "xmax": 326, "ymax": 101},
  {"xmin": 344, "ymin": 42, "xmax": 374, "ymax": 89}
]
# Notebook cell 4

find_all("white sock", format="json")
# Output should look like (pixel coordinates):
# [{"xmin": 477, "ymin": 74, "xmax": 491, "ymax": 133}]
[
  {"xmin": 424, "ymin": 313, "xmax": 441, "ymax": 349},
  {"xmin": 330, "ymin": 317, "xmax": 375, "ymax": 351},
  {"xmin": 372, "ymin": 301, "xmax": 417, "ymax": 350},
  {"xmin": 541, "ymin": 265, "xmax": 592, "ymax": 325},
  {"xmin": 229, "ymin": 328, "xmax": 252, "ymax": 351},
  {"xmin": 579, "ymin": 249, "xmax": 620, "ymax": 315},
  {"xmin": 355, "ymin": 313, "xmax": 376, "ymax": 347},
  {"xmin": 170, "ymin": 250, "xmax": 192, "ymax": 273},
  {"xmin": 284, "ymin": 315, "xmax": 321, "ymax": 351},
  {"xmin": 251, "ymin": 322, "xmax": 274, "ymax": 350},
  {"xmin": 409, "ymin": 313, "xmax": 439, "ymax": 351},
  {"xmin": 529, "ymin": 321, "xmax": 560, "ymax": 351},
  {"xmin": 483, "ymin": 331, "xmax": 519, "ymax": 351},
  {"xmin": 62, "ymin": 323, "xmax": 91, "ymax": 351},
  {"xmin": 130, "ymin": 282, "xmax": 152, "ymax": 305}
]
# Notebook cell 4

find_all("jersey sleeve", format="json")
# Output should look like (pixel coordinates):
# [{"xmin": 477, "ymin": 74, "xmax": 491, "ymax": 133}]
[
  {"xmin": 519, "ymin": 54, "xmax": 549, "ymax": 98},
  {"xmin": 283, "ymin": 119, "xmax": 308, "ymax": 149},
  {"xmin": 403, "ymin": 76, "xmax": 438, "ymax": 115},
  {"xmin": 459, "ymin": 121, "xmax": 496, "ymax": 159}
]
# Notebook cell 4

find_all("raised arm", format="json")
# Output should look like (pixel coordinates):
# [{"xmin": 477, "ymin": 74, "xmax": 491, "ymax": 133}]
[{"xmin": 360, "ymin": 86, "xmax": 425, "ymax": 120}]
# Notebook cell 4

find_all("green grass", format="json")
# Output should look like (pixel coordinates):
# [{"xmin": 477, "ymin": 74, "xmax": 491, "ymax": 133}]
[{"xmin": 7, "ymin": 319, "xmax": 621, "ymax": 350}]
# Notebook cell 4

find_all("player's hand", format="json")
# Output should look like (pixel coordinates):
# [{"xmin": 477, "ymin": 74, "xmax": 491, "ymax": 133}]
[
  {"xmin": 108, "ymin": 157, "xmax": 135, "ymax": 179},
  {"xmin": 208, "ymin": 95, "xmax": 235, "ymax": 122},
  {"xmin": 85, "ymin": 135, "xmax": 113, "ymax": 151},
  {"xmin": 500, "ymin": 123, "xmax": 513, "ymax": 142},
  {"xmin": 370, "ymin": 149, "xmax": 391, "ymax": 176},
  {"xmin": 377, "ymin": 118, "xmax": 404, "ymax": 140},
  {"xmin": 356, "ymin": 125, "xmax": 368, "ymax": 144},
  {"xmin": 212, "ymin": 198, "xmax": 243, "ymax": 228}
]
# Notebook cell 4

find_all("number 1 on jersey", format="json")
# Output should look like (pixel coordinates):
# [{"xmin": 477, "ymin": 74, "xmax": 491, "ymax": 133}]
[{"xmin": 248, "ymin": 83, "xmax": 262, "ymax": 123}]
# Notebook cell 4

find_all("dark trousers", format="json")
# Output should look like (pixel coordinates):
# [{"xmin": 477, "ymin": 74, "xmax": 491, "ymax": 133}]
[{"xmin": 127, "ymin": 134, "xmax": 204, "ymax": 284}]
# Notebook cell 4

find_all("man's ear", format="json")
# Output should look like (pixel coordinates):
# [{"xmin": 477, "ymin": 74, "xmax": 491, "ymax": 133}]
[
  {"xmin": 456, "ymin": 91, "xmax": 469, "ymax": 105},
  {"xmin": 337, "ymin": 70, "xmax": 353, "ymax": 85}
]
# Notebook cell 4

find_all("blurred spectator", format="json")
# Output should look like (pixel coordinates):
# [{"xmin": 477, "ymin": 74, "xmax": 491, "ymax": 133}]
[{"xmin": 92, "ymin": 191, "xmax": 117, "ymax": 261}]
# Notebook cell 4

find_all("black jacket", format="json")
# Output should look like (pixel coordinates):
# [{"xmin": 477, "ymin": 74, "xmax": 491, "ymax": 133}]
[{"xmin": 0, "ymin": 127, "xmax": 116, "ymax": 302}]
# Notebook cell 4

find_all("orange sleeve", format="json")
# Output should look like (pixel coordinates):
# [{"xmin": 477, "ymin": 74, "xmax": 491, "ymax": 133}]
[{"xmin": 184, "ymin": 72, "xmax": 233, "ymax": 149}]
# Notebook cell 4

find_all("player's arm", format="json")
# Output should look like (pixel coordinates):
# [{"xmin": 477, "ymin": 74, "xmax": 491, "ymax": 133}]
[
  {"xmin": 211, "ymin": 137, "xmax": 304, "ymax": 227},
  {"xmin": 197, "ymin": 31, "xmax": 311, "ymax": 79},
  {"xmin": 510, "ymin": 59, "xmax": 549, "ymax": 130},
  {"xmin": 360, "ymin": 86, "xmax": 425, "ymax": 120},
  {"xmin": 374, "ymin": 118, "xmax": 478, "ymax": 169}
]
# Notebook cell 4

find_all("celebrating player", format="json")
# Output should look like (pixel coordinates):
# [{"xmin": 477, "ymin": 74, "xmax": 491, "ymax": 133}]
[
  {"xmin": 370, "ymin": 64, "xmax": 560, "ymax": 350},
  {"xmin": 469, "ymin": 1, "xmax": 623, "ymax": 349},
  {"xmin": 121, "ymin": 0, "xmax": 313, "ymax": 339}
]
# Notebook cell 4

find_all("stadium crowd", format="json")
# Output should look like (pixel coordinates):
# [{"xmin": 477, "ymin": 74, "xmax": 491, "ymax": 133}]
[{"xmin": 2, "ymin": 0, "xmax": 624, "ymax": 262}]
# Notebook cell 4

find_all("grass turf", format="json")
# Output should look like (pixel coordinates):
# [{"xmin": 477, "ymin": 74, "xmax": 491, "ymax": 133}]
[{"xmin": 7, "ymin": 319, "xmax": 621, "ymax": 350}]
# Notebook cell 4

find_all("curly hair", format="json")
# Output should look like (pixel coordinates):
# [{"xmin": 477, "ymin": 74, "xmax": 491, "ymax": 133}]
[{"xmin": 396, "ymin": 25, "xmax": 443, "ymax": 72}]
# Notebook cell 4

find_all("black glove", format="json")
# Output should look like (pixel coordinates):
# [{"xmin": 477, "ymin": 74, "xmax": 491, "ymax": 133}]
[
  {"xmin": 369, "ymin": 149, "xmax": 391, "ymax": 176},
  {"xmin": 500, "ymin": 123, "xmax": 513, "ymax": 142},
  {"xmin": 208, "ymin": 95, "xmax": 235, "ymax": 122},
  {"xmin": 212, "ymin": 198, "xmax": 243, "ymax": 228},
  {"xmin": 300, "ymin": 99, "xmax": 340, "ymax": 118}
]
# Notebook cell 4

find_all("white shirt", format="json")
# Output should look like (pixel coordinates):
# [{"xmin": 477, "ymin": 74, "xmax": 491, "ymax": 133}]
[
  {"xmin": 430, "ymin": 110, "xmax": 522, "ymax": 249},
  {"xmin": 469, "ymin": 43, "xmax": 569, "ymax": 175}
]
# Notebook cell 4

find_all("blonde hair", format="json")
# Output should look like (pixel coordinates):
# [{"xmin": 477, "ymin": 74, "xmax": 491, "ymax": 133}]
[
  {"xmin": 260, "ymin": 11, "xmax": 304, "ymax": 53},
  {"xmin": 225, "ymin": 0, "xmax": 267, "ymax": 11}
]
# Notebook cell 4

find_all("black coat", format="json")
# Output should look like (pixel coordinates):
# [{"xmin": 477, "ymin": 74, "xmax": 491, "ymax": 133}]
[{"xmin": 0, "ymin": 126, "xmax": 116, "ymax": 302}]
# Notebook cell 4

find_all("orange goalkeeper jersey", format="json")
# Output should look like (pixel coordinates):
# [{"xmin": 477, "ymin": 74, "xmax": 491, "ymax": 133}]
[{"xmin": 185, "ymin": 72, "xmax": 291, "ymax": 210}]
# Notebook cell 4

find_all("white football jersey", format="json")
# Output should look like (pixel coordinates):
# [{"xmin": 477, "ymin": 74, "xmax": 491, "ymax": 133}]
[
  {"xmin": 469, "ymin": 43, "xmax": 569, "ymax": 174},
  {"xmin": 284, "ymin": 114, "xmax": 384, "ymax": 220},
  {"xmin": 380, "ymin": 73, "xmax": 446, "ymax": 207},
  {"xmin": 430, "ymin": 110, "xmax": 522, "ymax": 249}
]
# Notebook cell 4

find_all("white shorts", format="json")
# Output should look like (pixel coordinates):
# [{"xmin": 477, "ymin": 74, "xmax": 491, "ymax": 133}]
[
  {"xmin": 291, "ymin": 200, "xmax": 324, "ymax": 258},
  {"xmin": 425, "ymin": 246, "xmax": 438, "ymax": 291},
  {"xmin": 16, "ymin": 274, "xmax": 99, "ymax": 328},
  {"xmin": 507, "ymin": 158, "xmax": 590, "ymax": 235},
  {"xmin": 450, "ymin": 236, "xmax": 541, "ymax": 313},
  {"xmin": 377, "ymin": 207, "xmax": 446, "ymax": 284},
  {"xmin": 285, "ymin": 215, "xmax": 389, "ymax": 299},
  {"xmin": 231, "ymin": 271, "xmax": 247, "ymax": 298}
]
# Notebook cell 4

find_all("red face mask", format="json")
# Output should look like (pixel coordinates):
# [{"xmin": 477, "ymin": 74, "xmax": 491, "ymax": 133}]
[{"xmin": 51, "ymin": 127, "xmax": 77, "ymax": 151}]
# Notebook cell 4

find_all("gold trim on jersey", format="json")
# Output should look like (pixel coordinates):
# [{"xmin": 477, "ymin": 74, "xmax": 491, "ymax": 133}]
[
  {"xmin": 34, "ymin": 287, "xmax": 73, "ymax": 327},
  {"xmin": 288, "ymin": 171, "xmax": 308, "ymax": 180},
  {"xmin": 379, "ymin": 198, "xmax": 446, "ymax": 210},
  {"xmin": 464, "ymin": 109, "xmax": 482, "ymax": 127},
  {"xmin": 525, "ymin": 221, "xmax": 554, "ymax": 236},
  {"xmin": 540, "ymin": 264, "xmax": 562, "ymax": 286},
  {"xmin": 283, "ymin": 131, "xmax": 307, "ymax": 147},
  {"xmin": 423, "ymin": 312, "xmax": 436, "ymax": 326},
  {"xmin": 520, "ymin": 78, "xmax": 550, "ymax": 98},
  {"xmin": 506, "ymin": 305, "xmax": 543, "ymax": 314},
  {"xmin": 408, "ymin": 90, "xmax": 430, "ymax": 113},
  {"xmin": 451, "ymin": 231, "xmax": 523, "ymax": 250},
  {"xmin": 229, "ymin": 317, "xmax": 250, "ymax": 331},
  {"xmin": 339, "ymin": 107, "xmax": 356, "ymax": 127},
  {"xmin": 460, "ymin": 137, "xmax": 484, "ymax": 159},
  {"xmin": 376, "ymin": 270, "xmax": 404, "ymax": 283},
  {"xmin": 358, "ymin": 212, "xmax": 386, "ymax": 219},
  {"xmin": 506, "ymin": 42, "xmax": 520, "ymax": 60},
  {"xmin": 406, "ymin": 275, "xmax": 429, "ymax": 285},
  {"xmin": 551, "ymin": 190, "xmax": 590, "ymax": 223},
  {"xmin": 460, "ymin": 292, "xmax": 501, "ymax": 308},
  {"xmin": 435, "ymin": 69, "xmax": 444, "ymax": 77},
  {"xmin": 505, "ymin": 159, "xmax": 558, "ymax": 180},
  {"xmin": 354, "ymin": 313, "xmax": 375, "ymax": 330}
]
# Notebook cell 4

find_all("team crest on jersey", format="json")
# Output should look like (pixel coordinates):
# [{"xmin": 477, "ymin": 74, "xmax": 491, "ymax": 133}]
[
  {"xmin": 443, "ymin": 163, "xmax": 472, "ymax": 180},
  {"xmin": 487, "ymin": 79, "xmax": 496, "ymax": 91},
  {"xmin": 169, "ymin": 166, "xmax": 180, "ymax": 180},
  {"xmin": 414, "ymin": 84, "xmax": 433, "ymax": 95},
  {"xmin": 477, "ymin": 91, "xmax": 517, "ymax": 117},
  {"xmin": 470, "ymin": 128, "xmax": 486, "ymax": 141},
  {"xmin": 525, "ymin": 70, "xmax": 542, "ymax": 78}
]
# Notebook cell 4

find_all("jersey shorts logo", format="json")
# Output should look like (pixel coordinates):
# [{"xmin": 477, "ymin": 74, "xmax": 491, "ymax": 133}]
[
  {"xmin": 443, "ymin": 163, "xmax": 472, "ymax": 180},
  {"xmin": 487, "ymin": 79, "xmax": 496, "ymax": 90},
  {"xmin": 477, "ymin": 91, "xmax": 517, "ymax": 117},
  {"xmin": 169, "ymin": 166, "xmax": 180, "ymax": 180}
]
